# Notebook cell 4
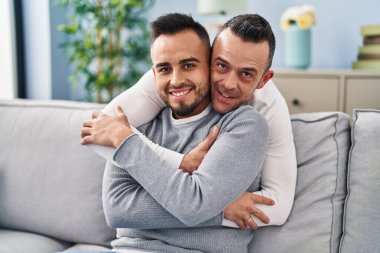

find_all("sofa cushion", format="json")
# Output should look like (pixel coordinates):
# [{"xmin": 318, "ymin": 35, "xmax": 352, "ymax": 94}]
[
  {"xmin": 0, "ymin": 100, "xmax": 116, "ymax": 246},
  {"xmin": 0, "ymin": 229, "xmax": 71, "ymax": 253},
  {"xmin": 61, "ymin": 243, "xmax": 111, "ymax": 251},
  {"xmin": 249, "ymin": 112, "xmax": 351, "ymax": 253},
  {"xmin": 339, "ymin": 109, "xmax": 380, "ymax": 253}
]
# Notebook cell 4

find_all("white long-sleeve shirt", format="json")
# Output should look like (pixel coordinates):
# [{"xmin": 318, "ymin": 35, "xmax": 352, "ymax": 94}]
[{"xmin": 95, "ymin": 69, "xmax": 297, "ymax": 227}]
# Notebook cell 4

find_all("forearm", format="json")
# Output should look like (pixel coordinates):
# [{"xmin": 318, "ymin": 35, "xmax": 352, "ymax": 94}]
[
  {"xmin": 132, "ymin": 127, "xmax": 184, "ymax": 169},
  {"xmin": 252, "ymin": 140, "xmax": 297, "ymax": 227},
  {"xmin": 102, "ymin": 162, "xmax": 223, "ymax": 229},
  {"xmin": 101, "ymin": 69, "xmax": 165, "ymax": 123},
  {"xmin": 89, "ymin": 69, "xmax": 166, "ymax": 161}
]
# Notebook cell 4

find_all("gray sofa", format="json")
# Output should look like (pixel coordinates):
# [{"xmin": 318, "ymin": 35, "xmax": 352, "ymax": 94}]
[{"xmin": 0, "ymin": 99, "xmax": 379, "ymax": 253}]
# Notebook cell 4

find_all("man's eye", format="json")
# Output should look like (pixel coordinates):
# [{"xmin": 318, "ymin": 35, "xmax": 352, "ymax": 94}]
[
  {"xmin": 184, "ymin": 63, "xmax": 194, "ymax": 69},
  {"xmin": 241, "ymin": 71, "xmax": 252, "ymax": 78},
  {"xmin": 158, "ymin": 67, "xmax": 170, "ymax": 73},
  {"xmin": 217, "ymin": 63, "xmax": 227, "ymax": 69}
]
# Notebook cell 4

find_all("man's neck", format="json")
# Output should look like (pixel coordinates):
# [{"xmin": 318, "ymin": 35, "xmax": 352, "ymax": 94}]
[
  {"xmin": 171, "ymin": 103, "xmax": 212, "ymax": 125},
  {"xmin": 173, "ymin": 96, "xmax": 211, "ymax": 119}
]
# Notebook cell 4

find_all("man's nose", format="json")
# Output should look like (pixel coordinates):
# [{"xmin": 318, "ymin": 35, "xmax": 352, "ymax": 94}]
[
  {"xmin": 222, "ymin": 72, "xmax": 238, "ymax": 90},
  {"xmin": 171, "ymin": 69, "xmax": 185, "ymax": 87}
]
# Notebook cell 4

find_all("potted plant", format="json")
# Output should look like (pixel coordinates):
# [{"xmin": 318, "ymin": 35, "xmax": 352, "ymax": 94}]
[{"xmin": 56, "ymin": 0, "xmax": 154, "ymax": 103}]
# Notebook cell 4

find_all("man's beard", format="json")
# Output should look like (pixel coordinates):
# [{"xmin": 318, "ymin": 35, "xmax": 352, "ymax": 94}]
[
  {"xmin": 170, "ymin": 100, "xmax": 203, "ymax": 117},
  {"xmin": 160, "ymin": 83, "xmax": 209, "ymax": 117}
]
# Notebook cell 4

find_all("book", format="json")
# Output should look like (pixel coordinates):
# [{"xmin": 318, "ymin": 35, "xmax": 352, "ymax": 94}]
[
  {"xmin": 352, "ymin": 60, "xmax": 380, "ymax": 70},
  {"xmin": 359, "ymin": 54, "xmax": 380, "ymax": 60},
  {"xmin": 361, "ymin": 24, "xmax": 380, "ymax": 36},
  {"xmin": 359, "ymin": 45, "xmax": 380, "ymax": 54},
  {"xmin": 364, "ymin": 35, "xmax": 380, "ymax": 45}
]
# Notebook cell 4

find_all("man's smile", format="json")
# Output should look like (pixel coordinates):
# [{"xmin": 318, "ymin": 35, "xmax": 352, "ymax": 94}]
[{"xmin": 169, "ymin": 87, "xmax": 193, "ymax": 100}]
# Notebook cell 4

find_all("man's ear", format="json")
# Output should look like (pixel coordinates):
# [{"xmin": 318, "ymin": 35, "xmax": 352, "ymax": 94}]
[
  {"xmin": 257, "ymin": 70, "xmax": 274, "ymax": 89},
  {"xmin": 151, "ymin": 66, "xmax": 156, "ymax": 78}
]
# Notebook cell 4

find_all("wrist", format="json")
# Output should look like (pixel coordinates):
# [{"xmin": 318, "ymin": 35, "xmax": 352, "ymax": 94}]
[{"xmin": 113, "ymin": 128, "xmax": 133, "ymax": 148}]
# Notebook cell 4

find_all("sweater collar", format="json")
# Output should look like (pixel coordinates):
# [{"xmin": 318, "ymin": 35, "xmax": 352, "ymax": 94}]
[{"xmin": 170, "ymin": 104, "xmax": 213, "ymax": 125}]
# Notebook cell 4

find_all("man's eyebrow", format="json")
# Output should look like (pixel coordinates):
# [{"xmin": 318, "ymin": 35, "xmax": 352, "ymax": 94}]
[
  {"xmin": 215, "ymin": 56, "xmax": 257, "ymax": 74},
  {"xmin": 179, "ymin": 57, "xmax": 201, "ymax": 64},
  {"xmin": 241, "ymin": 67, "xmax": 257, "ymax": 74},
  {"xmin": 214, "ymin": 56, "xmax": 229, "ymax": 65},
  {"xmin": 155, "ymin": 62, "xmax": 170, "ymax": 68}
]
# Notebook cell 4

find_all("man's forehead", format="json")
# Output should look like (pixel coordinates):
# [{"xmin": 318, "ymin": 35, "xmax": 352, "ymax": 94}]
[{"xmin": 212, "ymin": 29, "xmax": 269, "ymax": 69}]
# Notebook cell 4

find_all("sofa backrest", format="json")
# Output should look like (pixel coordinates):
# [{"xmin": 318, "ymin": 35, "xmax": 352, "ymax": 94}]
[
  {"xmin": 339, "ymin": 109, "xmax": 380, "ymax": 252},
  {"xmin": 0, "ymin": 99, "xmax": 116, "ymax": 246},
  {"xmin": 249, "ymin": 112, "xmax": 351, "ymax": 253}
]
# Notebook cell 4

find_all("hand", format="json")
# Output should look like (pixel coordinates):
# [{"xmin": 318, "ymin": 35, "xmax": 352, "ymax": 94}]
[
  {"xmin": 179, "ymin": 127, "xmax": 219, "ymax": 174},
  {"xmin": 80, "ymin": 106, "xmax": 134, "ymax": 147},
  {"xmin": 224, "ymin": 192, "xmax": 274, "ymax": 230}
]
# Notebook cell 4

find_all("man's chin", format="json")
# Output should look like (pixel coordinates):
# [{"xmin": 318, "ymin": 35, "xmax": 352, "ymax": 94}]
[
  {"xmin": 212, "ymin": 101, "xmax": 235, "ymax": 114},
  {"xmin": 169, "ymin": 104, "xmax": 196, "ymax": 117}
]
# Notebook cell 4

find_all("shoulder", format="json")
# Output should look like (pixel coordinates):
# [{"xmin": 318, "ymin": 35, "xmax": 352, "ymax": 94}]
[
  {"xmin": 218, "ymin": 105, "xmax": 268, "ymax": 136},
  {"xmin": 252, "ymin": 79, "xmax": 288, "ymax": 118},
  {"xmin": 253, "ymin": 79, "xmax": 293, "ymax": 142}
]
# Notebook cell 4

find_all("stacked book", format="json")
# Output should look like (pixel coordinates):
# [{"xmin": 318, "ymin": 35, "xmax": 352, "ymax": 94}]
[{"xmin": 353, "ymin": 24, "xmax": 380, "ymax": 70}]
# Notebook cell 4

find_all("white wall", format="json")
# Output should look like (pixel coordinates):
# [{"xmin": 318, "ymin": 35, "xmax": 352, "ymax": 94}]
[
  {"xmin": 22, "ymin": 0, "xmax": 52, "ymax": 99},
  {"xmin": 0, "ymin": 0, "xmax": 17, "ymax": 99}
]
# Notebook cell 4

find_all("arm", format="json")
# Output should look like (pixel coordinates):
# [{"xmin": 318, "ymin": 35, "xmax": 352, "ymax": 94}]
[
  {"xmin": 110, "ymin": 107, "xmax": 269, "ymax": 226},
  {"xmin": 102, "ymin": 162, "xmax": 223, "ymax": 229},
  {"xmin": 249, "ymin": 80, "xmax": 297, "ymax": 227},
  {"xmin": 87, "ymin": 69, "xmax": 184, "ymax": 168}
]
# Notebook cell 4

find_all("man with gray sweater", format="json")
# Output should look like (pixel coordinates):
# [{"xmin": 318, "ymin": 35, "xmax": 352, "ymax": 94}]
[{"xmin": 81, "ymin": 14, "xmax": 271, "ymax": 252}]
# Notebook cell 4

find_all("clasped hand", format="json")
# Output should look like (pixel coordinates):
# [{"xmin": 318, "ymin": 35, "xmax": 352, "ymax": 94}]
[{"xmin": 80, "ymin": 106, "xmax": 133, "ymax": 148}]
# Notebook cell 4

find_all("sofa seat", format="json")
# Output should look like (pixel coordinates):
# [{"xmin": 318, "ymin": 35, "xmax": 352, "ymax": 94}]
[
  {"xmin": 0, "ymin": 229, "xmax": 71, "ymax": 253},
  {"xmin": 0, "ymin": 100, "xmax": 116, "ymax": 252}
]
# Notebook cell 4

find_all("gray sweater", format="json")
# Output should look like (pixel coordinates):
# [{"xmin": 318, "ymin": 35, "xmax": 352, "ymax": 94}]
[{"xmin": 102, "ymin": 105, "xmax": 269, "ymax": 253}]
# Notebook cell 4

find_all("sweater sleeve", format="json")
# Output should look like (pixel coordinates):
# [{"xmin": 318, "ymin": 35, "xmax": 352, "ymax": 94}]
[
  {"xmin": 102, "ymin": 161, "xmax": 223, "ymax": 229},
  {"xmin": 87, "ymin": 69, "xmax": 184, "ymax": 169},
  {"xmin": 250, "ymin": 81, "xmax": 297, "ymax": 227},
  {"xmin": 110, "ymin": 107, "xmax": 269, "ymax": 226}
]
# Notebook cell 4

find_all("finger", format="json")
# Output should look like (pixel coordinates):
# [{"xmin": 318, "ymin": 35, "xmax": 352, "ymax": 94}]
[
  {"xmin": 251, "ymin": 194, "xmax": 275, "ymax": 206},
  {"xmin": 251, "ymin": 208, "xmax": 270, "ymax": 224},
  {"xmin": 80, "ymin": 127, "xmax": 92, "ymax": 138},
  {"xmin": 243, "ymin": 216, "xmax": 256, "ymax": 230},
  {"xmin": 82, "ymin": 120, "xmax": 93, "ymax": 127},
  {"xmin": 236, "ymin": 219, "xmax": 247, "ymax": 230},
  {"xmin": 80, "ymin": 136, "xmax": 92, "ymax": 145},
  {"xmin": 92, "ymin": 111, "xmax": 101, "ymax": 119},
  {"xmin": 247, "ymin": 218, "xmax": 258, "ymax": 230},
  {"xmin": 200, "ymin": 127, "xmax": 220, "ymax": 150},
  {"xmin": 115, "ymin": 106, "xmax": 124, "ymax": 116}
]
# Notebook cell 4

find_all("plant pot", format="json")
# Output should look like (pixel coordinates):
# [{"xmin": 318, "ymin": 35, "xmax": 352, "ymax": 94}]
[{"xmin": 285, "ymin": 24, "xmax": 311, "ymax": 69}]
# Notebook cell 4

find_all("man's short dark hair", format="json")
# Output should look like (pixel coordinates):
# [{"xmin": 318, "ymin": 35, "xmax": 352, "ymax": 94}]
[
  {"xmin": 215, "ymin": 14, "xmax": 276, "ymax": 70},
  {"xmin": 150, "ymin": 13, "xmax": 210, "ymax": 50}
]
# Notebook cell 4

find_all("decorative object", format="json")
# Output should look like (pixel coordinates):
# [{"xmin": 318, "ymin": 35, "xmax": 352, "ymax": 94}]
[
  {"xmin": 281, "ymin": 5, "xmax": 316, "ymax": 69},
  {"xmin": 56, "ymin": 0, "xmax": 154, "ymax": 103},
  {"xmin": 197, "ymin": 0, "xmax": 246, "ymax": 15},
  {"xmin": 197, "ymin": 0, "xmax": 246, "ymax": 41},
  {"xmin": 352, "ymin": 24, "xmax": 380, "ymax": 70}
]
